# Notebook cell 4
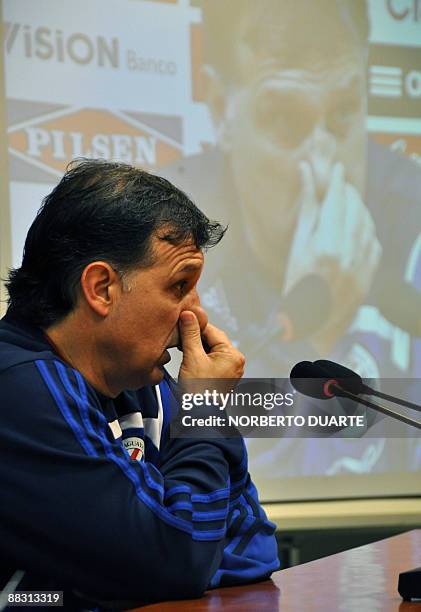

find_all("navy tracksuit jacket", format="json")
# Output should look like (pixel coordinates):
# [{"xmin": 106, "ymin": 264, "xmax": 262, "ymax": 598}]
[{"xmin": 0, "ymin": 313, "xmax": 279, "ymax": 609}]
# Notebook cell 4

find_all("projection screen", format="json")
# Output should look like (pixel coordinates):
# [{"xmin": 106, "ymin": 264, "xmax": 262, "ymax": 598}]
[{"xmin": 2, "ymin": 0, "xmax": 421, "ymax": 501}]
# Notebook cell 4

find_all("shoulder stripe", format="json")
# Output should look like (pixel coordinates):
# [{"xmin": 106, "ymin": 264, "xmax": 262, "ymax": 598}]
[
  {"xmin": 192, "ymin": 488, "xmax": 230, "ymax": 503},
  {"xmin": 91, "ymin": 397, "xmax": 227, "ymax": 540},
  {"xmin": 35, "ymin": 360, "xmax": 97, "ymax": 457},
  {"xmin": 164, "ymin": 485, "xmax": 191, "ymax": 500},
  {"xmin": 37, "ymin": 359, "xmax": 228, "ymax": 541},
  {"xmin": 166, "ymin": 501, "xmax": 228, "ymax": 521},
  {"xmin": 55, "ymin": 361, "xmax": 103, "ymax": 452}
]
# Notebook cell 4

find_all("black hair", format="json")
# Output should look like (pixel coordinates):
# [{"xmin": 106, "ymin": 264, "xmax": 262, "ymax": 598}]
[
  {"xmin": 6, "ymin": 158, "xmax": 225, "ymax": 328},
  {"xmin": 197, "ymin": 0, "xmax": 370, "ymax": 81}
]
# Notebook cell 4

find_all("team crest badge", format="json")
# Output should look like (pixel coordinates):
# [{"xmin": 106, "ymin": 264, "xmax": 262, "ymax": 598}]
[{"xmin": 123, "ymin": 436, "xmax": 145, "ymax": 462}]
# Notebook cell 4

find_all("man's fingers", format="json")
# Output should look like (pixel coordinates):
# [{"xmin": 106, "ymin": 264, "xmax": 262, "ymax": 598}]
[
  {"xmin": 318, "ymin": 162, "xmax": 346, "ymax": 237},
  {"xmin": 179, "ymin": 317, "xmax": 245, "ymax": 382},
  {"xmin": 189, "ymin": 305, "xmax": 208, "ymax": 334},
  {"xmin": 340, "ymin": 182, "xmax": 364, "ymax": 269},
  {"xmin": 178, "ymin": 310, "xmax": 234, "ymax": 359},
  {"xmin": 179, "ymin": 311, "xmax": 204, "ymax": 356},
  {"xmin": 299, "ymin": 160, "xmax": 318, "ymax": 219},
  {"xmin": 342, "ymin": 183, "xmax": 378, "ymax": 271},
  {"xmin": 316, "ymin": 163, "xmax": 350, "ymax": 259},
  {"xmin": 365, "ymin": 233, "xmax": 382, "ymax": 281},
  {"xmin": 282, "ymin": 161, "xmax": 319, "ymax": 294},
  {"xmin": 201, "ymin": 322, "xmax": 231, "ymax": 352},
  {"xmin": 323, "ymin": 161, "xmax": 344, "ymax": 204}
]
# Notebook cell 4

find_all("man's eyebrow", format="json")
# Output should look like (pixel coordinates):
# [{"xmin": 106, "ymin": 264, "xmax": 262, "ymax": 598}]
[{"xmin": 172, "ymin": 263, "xmax": 203, "ymax": 276}]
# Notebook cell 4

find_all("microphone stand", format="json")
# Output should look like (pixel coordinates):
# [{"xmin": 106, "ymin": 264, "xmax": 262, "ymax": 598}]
[
  {"xmin": 330, "ymin": 382, "xmax": 421, "ymax": 600},
  {"xmin": 291, "ymin": 362, "xmax": 421, "ymax": 600},
  {"xmin": 330, "ymin": 384, "xmax": 421, "ymax": 430},
  {"xmin": 364, "ymin": 387, "xmax": 421, "ymax": 414}
]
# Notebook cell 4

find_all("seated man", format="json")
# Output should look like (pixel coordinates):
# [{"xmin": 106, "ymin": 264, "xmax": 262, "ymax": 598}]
[{"xmin": 0, "ymin": 159, "xmax": 279, "ymax": 610}]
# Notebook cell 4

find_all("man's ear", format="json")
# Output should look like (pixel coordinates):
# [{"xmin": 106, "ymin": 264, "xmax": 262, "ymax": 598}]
[
  {"xmin": 80, "ymin": 262, "xmax": 121, "ymax": 317},
  {"xmin": 202, "ymin": 65, "xmax": 232, "ymax": 152}
]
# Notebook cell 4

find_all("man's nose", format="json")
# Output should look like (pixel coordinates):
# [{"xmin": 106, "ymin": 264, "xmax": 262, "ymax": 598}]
[
  {"xmin": 303, "ymin": 125, "xmax": 337, "ymax": 201},
  {"xmin": 182, "ymin": 289, "xmax": 208, "ymax": 334},
  {"xmin": 184, "ymin": 288, "xmax": 200, "ymax": 310}
]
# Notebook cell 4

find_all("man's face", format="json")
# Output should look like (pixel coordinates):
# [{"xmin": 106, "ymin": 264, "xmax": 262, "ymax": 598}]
[
  {"xmin": 103, "ymin": 234, "xmax": 204, "ymax": 392},
  {"xmin": 209, "ymin": 7, "xmax": 367, "ymax": 263}
]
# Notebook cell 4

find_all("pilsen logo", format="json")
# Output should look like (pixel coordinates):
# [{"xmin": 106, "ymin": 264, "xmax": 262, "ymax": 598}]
[{"xmin": 8, "ymin": 100, "xmax": 183, "ymax": 182}]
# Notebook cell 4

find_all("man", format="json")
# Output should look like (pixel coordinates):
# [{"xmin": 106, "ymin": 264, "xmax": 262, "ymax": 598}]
[
  {"xmin": 0, "ymin": 159, "xmax": 279, "ymax": 609},
  {"xmin": 162, "ymin": 0, "xmax": 421, "ymax": 475},
  {"xmin": 167, "ymin": 0, "xmax": 421, "ymax": 375}
]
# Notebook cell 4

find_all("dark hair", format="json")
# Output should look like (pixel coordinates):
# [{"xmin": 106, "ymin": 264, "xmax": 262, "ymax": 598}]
[
  {"xmin": 6, "ymin": 158, "xmax": 225, "ymax": 328},
  {"xmin": 198, "ymin": 0, "xmax": 370, "ymax": 81}
]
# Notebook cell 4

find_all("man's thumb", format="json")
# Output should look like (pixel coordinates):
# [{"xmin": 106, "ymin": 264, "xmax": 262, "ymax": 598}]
[{"xmin": 179, "ymin": 311, "xmax": 203, "ymax": 354}]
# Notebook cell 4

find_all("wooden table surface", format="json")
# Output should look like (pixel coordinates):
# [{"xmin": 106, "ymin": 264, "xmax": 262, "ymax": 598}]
[{"xmin": 135, "ymin": 529, "xmax": 421, "ymax": 611}]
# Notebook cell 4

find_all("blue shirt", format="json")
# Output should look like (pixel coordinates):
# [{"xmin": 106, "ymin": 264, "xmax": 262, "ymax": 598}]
[{"xmin": 0, "ymin": 313, "xmax": 279, "ymax": 610}]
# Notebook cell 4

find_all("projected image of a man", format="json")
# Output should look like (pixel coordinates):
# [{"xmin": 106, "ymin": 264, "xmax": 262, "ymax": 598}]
[
  {"xmin": 164, "ymin": 0, "xmax": 421, "ymax": 380},
  {"xmin": 162, "ymin": 0, "xmax": 421, "ymax": 478},
  {"xmin": 202, "ymin": 0, "xmax": 381, "ymax": 356}
]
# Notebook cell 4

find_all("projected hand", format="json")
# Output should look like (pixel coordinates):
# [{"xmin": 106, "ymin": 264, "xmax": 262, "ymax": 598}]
[{"xmin": 283, "ymin": 161, "xmax": 382, "ymax": 353}]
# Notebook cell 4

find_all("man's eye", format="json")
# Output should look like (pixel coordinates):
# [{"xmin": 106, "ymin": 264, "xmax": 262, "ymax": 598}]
[
  {"xmin": 174, "ymin": 280, "xmax": 188, "ymax": 295},
  {"xmin": 327, "ymin": 98, "xmax": 361, "ymax": 137}
]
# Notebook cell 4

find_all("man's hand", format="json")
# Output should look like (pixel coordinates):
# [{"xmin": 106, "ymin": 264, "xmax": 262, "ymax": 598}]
[
  {"xmin": 178, "ymin": 311, "xmax": 245, "ymax": 381},
  {"xmin": 283, "ymin": 161, "xmax": 382, "ymax": 353}
]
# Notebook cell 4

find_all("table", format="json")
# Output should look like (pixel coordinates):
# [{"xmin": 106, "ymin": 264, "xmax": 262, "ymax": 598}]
[
  {"xmin": 264, "ymin": 498, "xmax": 421, "ymax": 531},
  {"xmin": 135, "ymin": 529, "xmax": 421, "ymax": 611}
]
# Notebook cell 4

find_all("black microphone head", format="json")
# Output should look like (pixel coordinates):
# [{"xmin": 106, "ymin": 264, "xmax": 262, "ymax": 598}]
[
  {"xmin": 280, "ymin": 274, "xmax": 331, "ymax": 340},
  {"xmin": 314, "ymin": 359, "xmax": 369, "ymax": 395},
  {"xmin": 290, "ymin": 361, "xmax": 340, "ymax": 399},
  {"xmin": 290, "ymin": 361, "xmax": 364, "ymax": 432}
]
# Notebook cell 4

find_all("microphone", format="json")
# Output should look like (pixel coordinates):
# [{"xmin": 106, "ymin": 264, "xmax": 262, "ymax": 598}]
[
  {"xmin": 291, "ymin": 361, "xmax": 421, "ymax": 601},
  {"xmin": 313, "ymin": 360, "xmax": 371, "ymax": 395},
  {"xmin": 247, "ymin": 275, "xmax": 331, "ymax": 358},
  {"xmin": 371, "ymin": 270, "xmax": 421, "ymax": 336},
  {"xmin": 398, "ymin": 567, "xmax": 421, "ymax": 601},
  {"xmin": 289, "ymin": 361, "xmax": 364, "ymax": 432},
  {"xmin": 278, "ymin": 274, "xmax": 331, "ymax": 341},
  {"xmin": 290, "ymin": 360, "xmax": 346, "ymax": 399},
  {"xmin": 315, "ymin": 359, "xmax": 421, "ymax": 414},
  {"xmin": 290, "ymin": 361, "xmax": 421, "ymax": 430}
]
